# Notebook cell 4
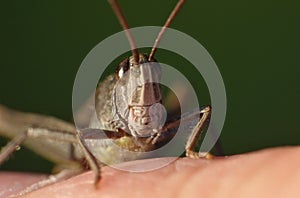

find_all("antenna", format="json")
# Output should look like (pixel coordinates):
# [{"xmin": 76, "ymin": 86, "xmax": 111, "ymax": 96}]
[
  {"xmin": 148, "ymin": 0, "xmax": 186, "ymax": 61},
  {"xmin": 108, "ymin": 0, "xmax": 139, "ymax": 64}
]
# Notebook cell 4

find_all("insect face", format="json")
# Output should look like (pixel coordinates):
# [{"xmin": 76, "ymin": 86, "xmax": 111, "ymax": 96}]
[{"xmin": 113, "ymin": 54, "xmax": 166, "ymax": 137}]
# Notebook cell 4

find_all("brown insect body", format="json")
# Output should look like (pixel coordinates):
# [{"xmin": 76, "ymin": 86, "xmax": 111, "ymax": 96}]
[
  {"xmin": 0, "ymin": 0, "xmax": 215, "ymax": 194},
  {"xmin": 85, "ymin": 54, "xmax": 169, "ymax": 165}
]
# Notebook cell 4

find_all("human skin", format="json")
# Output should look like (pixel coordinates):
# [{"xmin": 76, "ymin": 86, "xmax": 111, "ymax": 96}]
[{"xmin": 1, "ymin": 146, "xmax": 300, "ymax": 198}]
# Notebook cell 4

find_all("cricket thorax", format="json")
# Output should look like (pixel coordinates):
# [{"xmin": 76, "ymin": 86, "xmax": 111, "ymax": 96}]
[{"xmin": 113, "ymin": 54, "xmax": 166, "ymax": 137}]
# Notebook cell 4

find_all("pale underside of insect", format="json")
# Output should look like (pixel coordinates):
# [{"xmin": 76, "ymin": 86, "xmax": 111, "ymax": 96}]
[{"xmin": 0, "ymin": 0, "xmax": 215, "ymax": 194}]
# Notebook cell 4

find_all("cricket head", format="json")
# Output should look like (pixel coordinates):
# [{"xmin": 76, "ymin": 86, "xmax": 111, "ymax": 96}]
[
  {"xmin": 108, "ymin": 0, "xmax": 185, "ymax": 137},
  {"xmin": 114, "ymin": 54, "xmax": 167, "ymax": 137}
]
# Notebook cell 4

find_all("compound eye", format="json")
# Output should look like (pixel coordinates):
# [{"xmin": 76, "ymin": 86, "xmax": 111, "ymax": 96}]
[
  {"xmin": 118, "ymin": 67, "xmax": 125, "ymax": 79},
  {"xmin": 116, "ymin": 58, "xmax": 129, "ymax": 79}
]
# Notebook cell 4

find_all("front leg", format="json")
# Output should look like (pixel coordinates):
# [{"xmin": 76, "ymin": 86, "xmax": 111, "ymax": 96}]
[
  {"xmin": 185, "ymin": 105, "xmax": 213, "ymax": 159},
  {"xmin": 76, "ymin": 131, "xmax": 102, "ymax": 187}
]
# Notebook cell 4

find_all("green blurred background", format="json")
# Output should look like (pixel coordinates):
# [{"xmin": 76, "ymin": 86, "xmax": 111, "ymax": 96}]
[{"xmin": 0, "ymin": 0, "xmax": 299, "ymax": 173}]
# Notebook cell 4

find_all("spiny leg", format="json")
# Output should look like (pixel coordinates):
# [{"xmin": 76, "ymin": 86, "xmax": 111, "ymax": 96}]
[
  {"xmin": 16, "ymin": 168, "xmax": 82, "ymax": 197},
  {"xmin": 76, "ymin": 132, "xmax": 102, "ymax": 187},
  {"xmin": 0, "ymin": 127, "xmax": 83, "ymax": 195},
  {"xmin": 0, "ymin": 127, "xmax": 78, "ymax": 165},
  {"xmin": 185, "ymin": 105, "xmax": 213, "ymax": 159}
]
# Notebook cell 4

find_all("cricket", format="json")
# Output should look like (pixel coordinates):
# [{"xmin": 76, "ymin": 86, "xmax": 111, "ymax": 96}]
[{"xmin": 0, "ymin": 0, "xmax": 218, "ymax": 194}]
